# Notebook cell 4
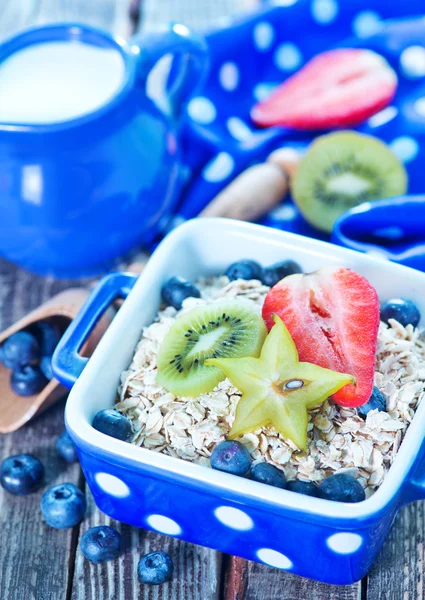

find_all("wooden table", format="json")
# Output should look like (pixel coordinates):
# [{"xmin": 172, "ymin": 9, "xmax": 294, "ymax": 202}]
[{"xmin": 1, "ymin": 1, "xmax": 424, "ymax": 599}]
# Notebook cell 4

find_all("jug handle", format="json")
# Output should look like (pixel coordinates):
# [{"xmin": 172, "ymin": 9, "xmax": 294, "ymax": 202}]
[{"xmin": 131, "ymin": 23, "xmax": 209, "ymax": 119}]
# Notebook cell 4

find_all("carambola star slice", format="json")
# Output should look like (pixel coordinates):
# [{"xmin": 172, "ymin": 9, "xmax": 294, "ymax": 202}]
[{"xmin": 206, "ymin": 314, "xmax": 355, "ymax": 450}]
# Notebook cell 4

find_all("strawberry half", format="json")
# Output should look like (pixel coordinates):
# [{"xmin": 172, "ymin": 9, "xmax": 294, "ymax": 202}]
[
  {"xmin": 251, "ymin": 49, "xmax": 398, "ymax": 130},
  {"xmin": 262, "ymin": 266, "xmax": 379, "ymax": 407}
]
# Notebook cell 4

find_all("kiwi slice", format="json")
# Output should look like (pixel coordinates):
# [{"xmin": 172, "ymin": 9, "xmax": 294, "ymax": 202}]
[
  {"xmin": 156, "ymin": 300, "xmax": 267, "ymax": 397},
  {"xmin": 291, "ymin": 131, "xmax": 408, "ymax": 232}
]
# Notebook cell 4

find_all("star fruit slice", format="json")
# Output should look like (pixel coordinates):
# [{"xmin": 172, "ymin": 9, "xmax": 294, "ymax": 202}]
[{"xmin": 206, "ymin": 314, "xmax": 354, "ymax": 450}]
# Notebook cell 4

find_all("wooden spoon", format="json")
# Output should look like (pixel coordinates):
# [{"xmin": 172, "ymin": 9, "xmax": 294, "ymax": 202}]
[{"xmin": 0, "ymin": 288, "xmax": 115, "ymax": 433}]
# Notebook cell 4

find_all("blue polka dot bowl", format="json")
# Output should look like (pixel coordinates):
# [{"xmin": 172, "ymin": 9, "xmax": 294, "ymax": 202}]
[
  {"xmin": 53, "ymin": 219, "xmax": 425, "ymax": 585},
  {"xmin": 178, "ymin": 1, "xmax": 425, "ymax": 243}
]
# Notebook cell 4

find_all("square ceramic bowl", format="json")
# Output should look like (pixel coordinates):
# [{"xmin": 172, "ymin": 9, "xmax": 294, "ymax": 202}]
[{"xmin": 53, "ymin": 219, "xmax": 425, "ymax": 585}]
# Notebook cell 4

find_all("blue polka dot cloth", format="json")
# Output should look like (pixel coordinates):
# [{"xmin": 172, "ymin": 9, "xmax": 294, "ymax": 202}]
[{"xmin": 168, "ymin": 0, "xmax": 425, "ymax": 244}]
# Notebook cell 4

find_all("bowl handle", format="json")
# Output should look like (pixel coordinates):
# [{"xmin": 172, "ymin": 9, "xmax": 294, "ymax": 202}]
[
  {"xmin": 52, "ymin": 272, "xmax": 137, "ymax": 389},
  {"xmin": 131, "ymin": 23, "xmax": 208, "ymax": 119}
]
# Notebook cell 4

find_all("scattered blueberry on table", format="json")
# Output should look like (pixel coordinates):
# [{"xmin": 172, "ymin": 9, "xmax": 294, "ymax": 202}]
[
  {"xmin": 210, "ymin": 440, "xmax": 252, "ymax": 476},
  {"xmin": 138, "ymin": 551, "xmax": 174, "ymax": 585},
  {"xmin": 358, "ymin": 386, "xmax": 387, "ymax": 419},
  {"xmin": 161, "ymin": 276, "xmax": 201, "ymax": 310},
  {"xmin": 92, "ymin": 409, "xmax": 133, "ymax": 441},
  {"xmin": 250, "ymin": 462, "xmax": 287, "ymax": 489},
  {"xmin": 56, "ymin": 431, "xmax": 79, "ymax": 463},
  {"xmin": 286, "ymin": 480, "xmax": 319, "ymax": 497},
  {"xmin": 80, "ymin": 525, "xmax": 122, "ymax": 564},
  {"xmin": 380, "ymin": 298, "xmax": 421, "ymax": 328},
  {"xmin": 225, "ymin": 259, "xmax": 263, "ymax": 282},
  {"xmin": 317, "ymin": 473, "xmax": 366, "ymax": 503},
  {"xmin": 41, "ymin": 482, "xmax": 86, "ymax": 529},
  {"xmin": 1, "ymin": 331, "xmax": 40, "ymax": 369},
  {"xmin": 11, "ymin": 364, "xmax": 48, "ymax": 396},
  {"xmin": 261, "ymin": 260, "xmax": 303, "ymax": 287},
  {"xmin": 0, "ymin": 453, "xmax": 45, "ymax": 495}
]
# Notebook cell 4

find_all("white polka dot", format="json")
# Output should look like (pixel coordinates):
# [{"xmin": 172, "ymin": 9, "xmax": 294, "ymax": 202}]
[
  {"xmin": 253, "ymin": 83, "xmax": 278, "ymax": 102},
  {"xmin": 400, "ymin": 46, "xmax": 425, "ymax": 79},
  {"xmin": 187, "ymin": 96, "xmax": 217, "ymax": 124},
  {"xmin": 219, "ymin": 62, "xmax": 240, "ymax": 91},
  {"xmin": 367, "ymin": 106, "xmax": 398, "ymax": 128},
  {"xmin": 257, "ymin": 548, "xmax": 293, "ymax": 569},
  {"xmin": 253, "ymin": 21, "xmax": 275, "ymax": 51},
  {"xmin": 366, "ymin": 248, "xmax": 390, "ymax": 260},
  {"xmin": 270, "ymin": 204, "xmax": 298, "ymax": 221},
  {"xmin": 269, "ymin": 0, "xmax": 299, "ymax": 5},
  {"xmin": 95, "ymin": 473, "xmax": 130, "ymax": 498},
  {"xmin": 202, "ymin": 152, "xmax": 235, "ymax": 182},
  {"xmin": 327, "ymin": 532, "xmax": 363, "ymax": 554},
  {"xmin": 214, "ymin": 506, "xmax": 254, "ymax": 530},
  {"xmin": 390, "ymin": 136, "xmax": 419, "ymax": 163},
  {"xmin": 352, "ymin": 11, "xmax": 382, "ymax": 38},
  {"xmin": 146, "ymin": 514, "xmax": 182, "ymax": 535},
  {"xmin": 311, "ymin": 0, "xmax": 339, "ymax": 24},
  {"xmin": 227, "ymin": 117, "xmax": 252, "ymax": 141},
  {"xmin": 274, "ymin": 43, "xmax": 302, "ymax": 71},
  {"xmin": 414, "ymin": 97, "xmax": 425, "ymax": 117}
]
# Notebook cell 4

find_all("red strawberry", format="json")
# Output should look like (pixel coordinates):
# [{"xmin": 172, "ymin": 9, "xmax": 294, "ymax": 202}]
[
  {"xmin": 262, "ymin": 266, "xmax": 379, "ymax": 407},
  {"xmin": 251, "ymin": 49, "xmax": 397, "ymax": 130}
]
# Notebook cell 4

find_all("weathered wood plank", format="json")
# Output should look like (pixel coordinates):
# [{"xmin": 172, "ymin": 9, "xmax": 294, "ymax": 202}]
[
  {"xmin": 367, "ymin": 501, "xmax": 425, "ymax": 600},
  {"xmin": 224, "ymin": 555, "xmax": 362, "ymax": 600},
  {"xmin": 0, "ymin": 399, "xmax": 81, "ymax": 600},
  {"xmin": 72, "ymin": 488, "xmax": 222, "ymax": 600},
  {"xmin": 0, "ymin": 260, "xmax": 83, "ymax": 600}
]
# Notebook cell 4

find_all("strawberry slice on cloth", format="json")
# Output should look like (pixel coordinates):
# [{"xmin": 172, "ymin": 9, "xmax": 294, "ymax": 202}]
[
  {"xmin": 251, "ymin": 49, "xmax": 398, "ymax": 130},
  {"xmin": 262, "ymin": 266, "xmax": 380, "ymax": 407}
]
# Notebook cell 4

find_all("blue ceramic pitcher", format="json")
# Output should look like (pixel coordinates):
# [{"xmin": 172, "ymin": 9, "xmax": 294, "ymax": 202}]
[{"xmin": 0, "ymin": 23, "xmax": 207, "ymax": 277}]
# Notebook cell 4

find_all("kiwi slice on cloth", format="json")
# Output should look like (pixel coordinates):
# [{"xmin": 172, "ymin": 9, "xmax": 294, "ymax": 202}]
[
  {"xmin": 156, "ymin": 300, "xmax": 267, "ymax": 397},
  {"xmin": 291, "ymin": 131, "xmax": 408, "ymax": 232}
]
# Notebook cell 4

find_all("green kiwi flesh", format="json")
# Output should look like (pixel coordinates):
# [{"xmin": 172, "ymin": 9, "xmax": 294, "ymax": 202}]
[
  {"xmin": 156, "ymin": 299, "xmax": 267, "ymax": 397},
  {"xmin": 291, "ymin": 131, "xmax": 408, "ymax": 232}
]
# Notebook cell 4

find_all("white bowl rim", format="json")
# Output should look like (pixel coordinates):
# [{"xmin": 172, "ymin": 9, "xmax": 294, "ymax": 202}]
[{"xmin": 66, "ymin": 218, "xmax": 425, "ymax": 522}]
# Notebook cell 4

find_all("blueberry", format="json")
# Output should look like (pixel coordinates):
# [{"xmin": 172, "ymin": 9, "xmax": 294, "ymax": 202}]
[
  {"xmin": 11, "ymin": 364, "xmax": 48, "ymax": 396},
  {"xmin": 161, "ymin": 276, "xmax": 201, "ymax": 310},
  {"xmin": 92, "ymin": 409, "xmax": 132, "ymax": 441},
  {"xmin": 225, "ymin": 260, "xmax": 263, "ymax": 282},
  {"xmin": 138, "ymin": 551, "xmax": 173, "ymax": 585},
  {"xmin": 2, "ymin": 331, "xmax": 40, "ymax": 369},
  {"xmin": 80, "ymin": 525, "xmax": 122, "ymax": 564},
  {"xmin": 250, "ymin": 462, "xmax": 286, "ymax": 488},
  {"xmin": 56, "ymin": 431, "xmax": 79, "ymax": 463},
  {"xmin": 31, "ymin": 320, "xmax": 62, "ymax": 356},
  {"xmin": 261, "ymin": 260, "xmax": 303, "ymax": 288},
  {"xmin": 40, "ymin": 356, "xmax": 53, "ymax": 380},
  {"xmin": 358, "ymin": 386, "xmax": 387, "ymax": 418},
  {"xmin": 286, "ymin": 480, "xmax": 319, "ymax": 497},
  {"xmin": 380, "ymin": 298, "xmax": 420, "ymax": 328},
  {"xmin": 317, "ymin": 473, "xmax": 365, "ymax": 503},
  {"xmin": 210, "ymin": 440, "xmax": 252, "ymax": 476},
  {"xmin": 1, "ymin": 454, "xmax": 44, "ymax": 495},
  {"xmin": 41, "ymin": 483, "xmax": 86, "ymax": 529}
]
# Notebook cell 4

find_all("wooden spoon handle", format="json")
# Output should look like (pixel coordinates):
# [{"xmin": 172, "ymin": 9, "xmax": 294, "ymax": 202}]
[{"xmin": 200, "ymin": 162, "xmax": 288, "ymax": 221}]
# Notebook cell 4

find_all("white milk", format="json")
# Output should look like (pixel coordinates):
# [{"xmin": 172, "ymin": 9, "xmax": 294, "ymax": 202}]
[{"xmin": 0, "ymin": 40, "xmax": 126, "ymax": 124}]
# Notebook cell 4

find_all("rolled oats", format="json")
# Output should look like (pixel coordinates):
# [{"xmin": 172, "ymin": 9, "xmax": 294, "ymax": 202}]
[{"xmin": 116, "ymin": 277, "xmax": 425, "ymax": 494}]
